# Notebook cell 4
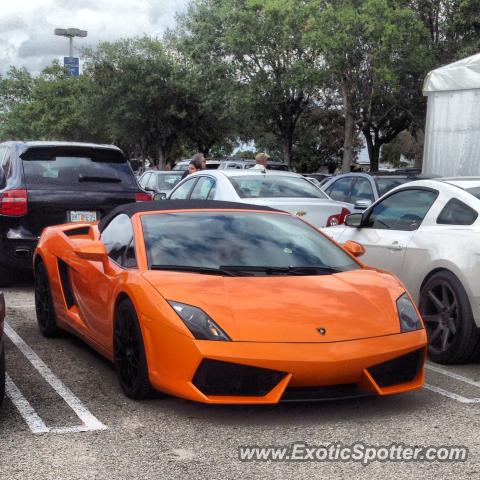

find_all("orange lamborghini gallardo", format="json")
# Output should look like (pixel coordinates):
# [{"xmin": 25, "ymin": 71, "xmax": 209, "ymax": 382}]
[{"xmin": 33, "ymin": 200, "xmax": 427, "ymax": 403}]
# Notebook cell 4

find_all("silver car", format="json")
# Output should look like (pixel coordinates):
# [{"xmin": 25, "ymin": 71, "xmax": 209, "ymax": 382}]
[{"xmin": 168, "ymin": 169, "xmax": 350, "ymax": 228}]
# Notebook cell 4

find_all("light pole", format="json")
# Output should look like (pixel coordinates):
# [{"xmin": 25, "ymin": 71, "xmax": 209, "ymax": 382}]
[{"xmin": 54, "ymin": 28, "xmax": 88, "ymax": 77}]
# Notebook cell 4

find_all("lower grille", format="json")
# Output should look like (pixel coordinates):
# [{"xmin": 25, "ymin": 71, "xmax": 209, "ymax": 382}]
[
  {"xmin": 368, "ymin": 349, "xmax": 423, "ymax": 388},
  {"xmin": 281, "ymin": 384, "xmax": 371, "ymax": 402},
  {"xmin": 193, "ymin": 359, "xmax": 286, "ymax": 396}
]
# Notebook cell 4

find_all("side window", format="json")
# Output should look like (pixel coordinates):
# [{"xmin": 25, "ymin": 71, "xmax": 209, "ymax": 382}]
[
  {"xmin": 366, "ymin": 189, "xmax": 438, "ymax": 231},
  {"xmin": 0, "ymin": 147, "xmax": 10, "ymax": 188},
  {"xmin": 169, "ymin": 178, "xmax": 197, "ymax": 200},
  {"xmin": 326, "ymin": 177, "xmax": 354, "ymax": 203},
  {"xmin": 101, "ymin": 214, "xmax": 137, "ymax": 267},
  {"xmin": 139, "ymin": 173, "xmax": 150, "ymax": 189},
  {"xmin": 437, "ymin": 198, "xmax": 478, "ymax": 225},
  {"xmin": 190, "ymin": 177, "xmax": 216, "ymax": 200},
  {"xmin": 146, "ymin": 174, "xmax": 157, "ymax": 190},
  {"xmin": 350, "ymin": 177, "xmax": 374, "ymax": 203}
]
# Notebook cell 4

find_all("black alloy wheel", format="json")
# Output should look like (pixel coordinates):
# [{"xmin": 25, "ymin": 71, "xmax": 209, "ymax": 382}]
[
  {"xmin": 419, "ymin": 270, "xmax": 480, "ymax": 364},
  {"xmin": 114, "ymin": 299, "xmax": 152, "ymax": 399},
  {"xmin": 34, "ymin": 261, "xmax": 59, "ymax": 337}
]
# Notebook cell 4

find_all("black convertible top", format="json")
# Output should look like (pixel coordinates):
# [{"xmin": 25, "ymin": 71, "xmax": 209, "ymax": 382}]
[{"xmin": 98, "ymin": 200, "xmax": 281, "ymax": 232}]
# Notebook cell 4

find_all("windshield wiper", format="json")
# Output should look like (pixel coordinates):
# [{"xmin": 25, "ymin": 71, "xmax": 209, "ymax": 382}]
[
  {"xmin": 219, "ymin": 265, "xmax": 341, "ymax": 275},
  {"xmin": 78, "ymin": 175, "xmax": 121, "ymax": 183},
  {"xmin": 150, "ymin": 265, "xmax": 238, "ymax": 276}
]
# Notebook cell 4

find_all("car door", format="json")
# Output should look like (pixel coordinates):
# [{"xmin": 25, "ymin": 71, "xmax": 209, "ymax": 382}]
[
  {"xmin": 189, "ymin": 176, "xmax": 217, "ymax": 200},
  {"xmin": 350, "ymin": 177, "xmax": 375, "ymax": 211},
  {"xmin": 339, "ymin": 188, "xmax": 439, "ymax": 276},
  {"xmin": 69, "ymin": 214, "xmax": 136, "ymax": 349},
  {"xmin": 325, "ymin": 176, "xmax": 354, "ymax": 204},
  {"xmin": 168, "ymin": 177, "xmax": 198, "ymax": 199}
]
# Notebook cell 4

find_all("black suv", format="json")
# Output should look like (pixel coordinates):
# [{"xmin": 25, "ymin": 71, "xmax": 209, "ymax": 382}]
[{"xmin": 0, "ymin": 141, "xmax": 151, "ymax": 285}]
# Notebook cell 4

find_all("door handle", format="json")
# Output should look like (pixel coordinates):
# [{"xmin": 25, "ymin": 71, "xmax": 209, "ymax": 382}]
[{"xmin": 388, "ymin": 241, "xmax": 403, "ymax": 251}]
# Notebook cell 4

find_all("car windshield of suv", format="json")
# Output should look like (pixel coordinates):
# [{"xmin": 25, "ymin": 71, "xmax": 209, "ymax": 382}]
[
  {"xmin": 375, "ymin": 177, "xmax": 413, "ymax": 197},
  {"xmin": 229, "ymin": 175, "xmax": 327, "ymax": 199},
  {"xmin": 142, "ymin": 212, "xmax": 359, "ymax": 275},
  {"xmin": 156, "ymin": 173, "xmax": 183, "ymax": 190},
  {"xmin": 21, "ymin": 147, "xmax": 136, "ymax": 190}
]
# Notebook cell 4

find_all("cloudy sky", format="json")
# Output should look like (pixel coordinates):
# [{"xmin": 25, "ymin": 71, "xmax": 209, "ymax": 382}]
[{"xmin": 0, "ymin": 0, "xmax": 190, "ymax": 75}]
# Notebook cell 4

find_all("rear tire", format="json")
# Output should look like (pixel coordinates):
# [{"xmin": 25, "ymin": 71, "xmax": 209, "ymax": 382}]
[
  {"xmin": 419, "ymin": 270, "xmax": 480, "ymax": 364},
  {"xmin": 34, "ymin": 261, "xmax": 60, "ymax": 337},
  {"xmin": 114, "ymin": 299, "xmax": 152, "ymax": 399}
]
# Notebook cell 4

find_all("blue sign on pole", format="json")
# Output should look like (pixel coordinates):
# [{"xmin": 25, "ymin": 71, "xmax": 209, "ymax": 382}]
[{"xmin": 64, "ymin": 57, "xmax": 79, "ymax": 77}]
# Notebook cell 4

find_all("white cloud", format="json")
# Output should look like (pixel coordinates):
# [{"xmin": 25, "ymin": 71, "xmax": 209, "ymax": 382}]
[{"xmin": 0, "ymin": 0, "xmax": 190, "ymax": 75}]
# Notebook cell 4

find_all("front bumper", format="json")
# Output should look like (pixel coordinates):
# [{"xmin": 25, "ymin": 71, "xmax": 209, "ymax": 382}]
[{"xmin": 142, "ymin": 322, "xmax": 427, "ymax": 404}]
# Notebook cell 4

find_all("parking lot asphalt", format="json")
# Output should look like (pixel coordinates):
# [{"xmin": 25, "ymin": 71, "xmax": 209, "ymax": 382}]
[{"xmin": 2, "ymin": 281, "xmax": 480, "ymax": 480}]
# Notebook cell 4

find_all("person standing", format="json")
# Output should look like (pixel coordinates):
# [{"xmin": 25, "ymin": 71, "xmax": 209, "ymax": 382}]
[
  {"xmin": 250, "ymin": 152, "xmax": 269, "ymax": 170},
  {"xmin": 181, "ymin": 155, "xmax": 203, "ymax": 179}
]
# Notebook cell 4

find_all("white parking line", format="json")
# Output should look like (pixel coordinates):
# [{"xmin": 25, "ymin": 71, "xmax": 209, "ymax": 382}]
[
  {"xmin": 425, "ymin": 363, "xmax": 480, "ymax": 404},
  {"xmin": 5, "ymin": 323, "xmax": 107, "ymax": 434},
  {"xmin": 426, "ymin": 363, "xmax": 480, "ymax": 389},
  {"xmin": 5, "ymin": 374, "xmax": 50, "ymax": 434},
  {"xmin": 424, "ymin": 384, "xmax": 480, "ymax": 404}
]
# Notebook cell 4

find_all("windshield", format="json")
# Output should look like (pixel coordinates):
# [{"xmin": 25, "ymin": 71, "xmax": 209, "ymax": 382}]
[
  {"xmin": 229, "ymin": 175, "xmax": 327, "ymax": 199},
  {"xmin": 375, "ymin": 177, "xmax": 413, "ymax": 197},
  {"xmin": 141, "ymin": 212, "xmax": 359, "ymax": 275},
  {"xmin": 21, "ymin": 147, "xmax": 136, "ymax": 190},
  {"xmin": 156, "ymin": 173, "xmax": 183, "ymax": 190}
]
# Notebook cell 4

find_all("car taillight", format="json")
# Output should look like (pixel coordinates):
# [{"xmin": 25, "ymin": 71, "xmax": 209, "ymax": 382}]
[
  {"xmin": 0, "ymin": 189, "xmax": 28, "ymax": 216},
  {"xmin": 135, "ymin": 192, "xmax": 153, "ymax": 202},
  {"xmin": 326, "ymin": 207, "xmax": 350, "ymax": 227}
]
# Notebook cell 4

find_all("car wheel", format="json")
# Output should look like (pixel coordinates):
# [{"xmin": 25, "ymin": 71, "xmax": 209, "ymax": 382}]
[
  {"xmin": 419, "ymin": 270, "xmax": 480, "ymax": 364},
  {"xmin": 34, "ymin": 261, "xmax": 60, "ymax": 337},
  {"xmin": 0, "ymin": 343, "xmax": 5, "ymax": 408},
  {"xmin": 114, "ymin": 299, "xmax": 152, "ymax": 399}
]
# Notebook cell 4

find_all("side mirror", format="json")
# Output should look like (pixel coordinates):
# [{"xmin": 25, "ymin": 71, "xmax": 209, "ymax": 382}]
[
  {"xmin": 343, "ymin": 240, "xmax": 366, "ymax": 258},
  {"xmin": 354, "ymin": 199, "xmax": 372, "ymax": 210},
  {"xmin": 73, "ymin": 240, "xmax": 113, "ymax": 274},
  {"xmin": 154, "ymin": 192, "xmax": 166, "ymax": 200},
  {"xmin": 344, "ymin": 213, "xmax": 364, "ymax": 227}
]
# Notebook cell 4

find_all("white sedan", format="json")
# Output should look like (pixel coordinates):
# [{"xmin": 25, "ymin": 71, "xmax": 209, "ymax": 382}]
[
  {"xmin": 323, "ymin": 177, "xmax": 480, "ymax": 364},
  {"xmin": 167, "ymin": 169, "xmax": 351, "ymax": 227}
]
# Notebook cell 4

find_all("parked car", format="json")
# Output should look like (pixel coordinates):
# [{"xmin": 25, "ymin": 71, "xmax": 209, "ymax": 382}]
[
  {"xmin": 0, "ymin": 292, "xmax": 5, "ymax": 408},
  {"xmin": 321, "ymin": 172, "xmax": 432, "ymax": 212},
  {"xmin": 173, "ymin": 159, "xmax": 221, "ymax": 171},
  {"xmin": 34, "ymin": 200, "xmax": 426, "ymax": 402},
  {"xmin": 218, "ymin": 159, "xmax": 291, "ymax": 171},
  {"xmin": 138, "ymin": 170, "xmax": 184, "ymax": 199},
  {"xmin": 168, "ymin": 170, "xmax": 351, "ymax": 227},
  {"xmin": 0, "ymin": 141, "xmax": 152, "ymax": 286},
  {"xmin": 323, "ymin": 177, "xmax": 480, "ymax": 364},
  {"xmin": 304, "ymin": 173, "xmax": 331, "ymax": 183}
]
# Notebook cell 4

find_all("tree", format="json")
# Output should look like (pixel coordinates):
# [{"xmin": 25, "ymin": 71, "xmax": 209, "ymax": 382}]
[
  {"xmin": 174, "ymin": 0, "xmax": 325, "ymax": 166},
  {"xmin": 82, "ymin": 37, "xmax": 188, "ymax": 167},
  {"xmin": 0, "ymin": 62, "xmax": 93, "ymax": 141},
  {"xmin": 310, "ymin": 0, "xmax": 431, "ymax": 172}
]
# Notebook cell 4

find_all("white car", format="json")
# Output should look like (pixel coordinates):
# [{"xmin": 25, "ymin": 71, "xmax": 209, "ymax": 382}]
[
  {"xmin": 167, "ymin": 170, "xmax": 350, "ymax": 227},
  {"xmin": 323, "ymin": 177, "xmax": 480, "ymax": 364}
]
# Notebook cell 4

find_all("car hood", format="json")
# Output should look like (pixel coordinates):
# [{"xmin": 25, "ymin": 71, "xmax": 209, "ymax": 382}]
[{"xmin": 142, "ymin": 269, "xmax": 405, "ymax": 343}]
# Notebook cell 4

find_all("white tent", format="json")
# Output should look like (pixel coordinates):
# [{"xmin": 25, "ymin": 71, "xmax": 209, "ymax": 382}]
[{"xmin": 423, "ymin": 53, "xmax": 480, "ymax": 176}]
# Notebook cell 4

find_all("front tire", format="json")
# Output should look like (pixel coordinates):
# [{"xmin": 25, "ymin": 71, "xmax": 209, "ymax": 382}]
[
  {"xmin": 419, "ymin": 270, "xmax": 480, "ymax": 364},
  {"xmin": 114, "ymin": 299, "xmax": 152, "ymax": 399},
  {"xmin": 34, "ymin": 261, "xmax": 60, "ymax": 337}
]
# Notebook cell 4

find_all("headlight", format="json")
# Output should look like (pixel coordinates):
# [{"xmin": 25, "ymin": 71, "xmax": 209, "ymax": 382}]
[
  {"xmin": 168, "ymin": 301, "xmax": 231, "ymax": 341},
  {"xmin": 397, "ymin": 293, "xmax": 423, "ymax": 332}
]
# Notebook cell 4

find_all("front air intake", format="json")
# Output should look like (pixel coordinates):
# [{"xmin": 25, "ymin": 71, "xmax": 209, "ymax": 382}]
[
  {"xmin": 368, "ymin": 349, "xmax": 424, "ymax": 388},
  {"xmin": 193, "ymin": 359, "xmax": 286, "ymax": 396}
]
